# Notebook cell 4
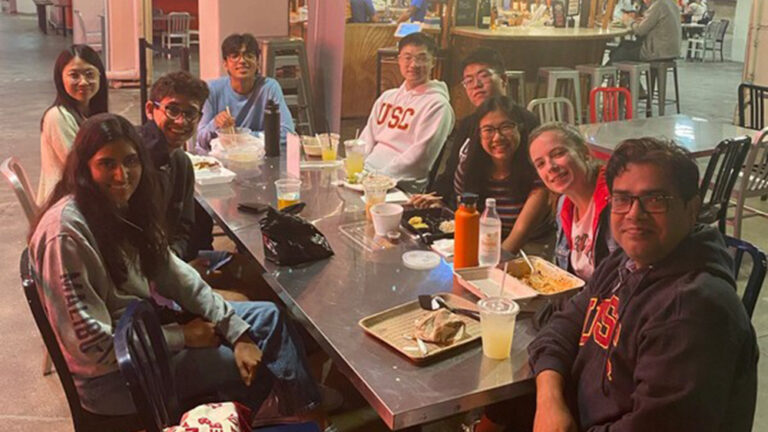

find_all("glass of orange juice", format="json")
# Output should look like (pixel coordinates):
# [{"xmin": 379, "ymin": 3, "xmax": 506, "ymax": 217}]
[
  {"xmin": 318, "ymin": 133, "xmax": 339, "ymax": 162},
  {"xmin": 275, "ymin": 178, "xmax": 302, "ymax": 210}
]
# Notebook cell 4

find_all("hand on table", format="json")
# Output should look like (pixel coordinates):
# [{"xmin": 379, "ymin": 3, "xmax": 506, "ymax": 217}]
[
  {"xmin": 182, "ymin": 318, "xmax": 221, "ymax": 348},
  {"xmin": 407, "ymin": 193, "xmax": 443, "ymax": 209},
  {"xmin": 234, "ymin": 334, "xmax": 263, "ymax": 386},
  {"xmin": 215, "ymin": 110, "xmax": 236, "ymax": 130}
]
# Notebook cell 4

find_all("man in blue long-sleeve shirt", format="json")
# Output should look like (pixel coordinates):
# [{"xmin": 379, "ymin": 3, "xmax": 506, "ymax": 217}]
[{"xmin": 196, "ymin": 33, "xmax": 295, "ymax": 155}]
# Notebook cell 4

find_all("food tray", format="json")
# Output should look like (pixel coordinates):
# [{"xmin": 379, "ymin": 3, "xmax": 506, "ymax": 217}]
[
  {"xmin": 188, "ymin": 154, "xmax": 237, "ymax": 185},
  {"xmin": 359, "ymin": 293, "xmax": 481, "ymax": 364},
  {"xmin": 454, "ymin": 266, "xmax": 539, "ymax": 301},
  {"xmin": 401, "ymin": 207, "xmax": 455, "ymax": 243},
  {"xmin": 506, "ymin": 257, "xmax": 585, "ymax": 298}
]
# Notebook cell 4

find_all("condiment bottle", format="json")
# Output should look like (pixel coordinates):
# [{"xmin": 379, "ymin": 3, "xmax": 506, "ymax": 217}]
[
  {"xmin": 264, "ymin": 99, "xmax": 280, "ymax": 157},
  {"xmin": 454, "ymin": 193, "xmax": 480, "ymax": 269}
]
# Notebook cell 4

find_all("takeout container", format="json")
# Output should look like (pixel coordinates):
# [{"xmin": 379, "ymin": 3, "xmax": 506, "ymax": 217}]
[
  {"xmin": 401, "ymin": 207, "xmax": 455, "ymax": 244},
  {"xmin": 300, "ymin": 135, "xmax": 322, "ymax": 157},
  {"xmin": 455, "ymin": 257, "xmax": 584, "ymax": 302},
  {"xmin": 218, "ymin": 127, "xmax": 252, "ymax": 148}
]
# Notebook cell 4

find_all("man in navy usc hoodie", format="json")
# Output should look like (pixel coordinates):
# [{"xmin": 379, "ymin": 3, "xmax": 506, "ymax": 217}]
[{"xmin": 528, "ymin": 137, "xmax": 758, "ymax": 432}]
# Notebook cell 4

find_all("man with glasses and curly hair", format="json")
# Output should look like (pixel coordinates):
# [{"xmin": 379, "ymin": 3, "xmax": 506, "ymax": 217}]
[
  {"xmin": 359, "ymin": 32, "xmax": 454, "ymax": 189},
  {"xmin": 527, "ymin": 138, "xmax": 758, "ymax": 432},
  {"xmin": 196, "ymin": 33, "xmax": 294, "ymax": 154}
]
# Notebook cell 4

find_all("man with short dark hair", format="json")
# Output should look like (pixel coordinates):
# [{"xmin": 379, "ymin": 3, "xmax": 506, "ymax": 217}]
[
  {"xmin": 196, "ymin": 33, "xmax": 294, "ymax": 154},
  {"xmin": 359, "ymin": 32, "xmax": 454, "ymax": 188},
  {"xmin": 529, "ymin": 138, "xmax": 758, "ymax": 431},
  {"xmin": 139, "ymin": 70, "xmax": 209, "ymax": 261}
]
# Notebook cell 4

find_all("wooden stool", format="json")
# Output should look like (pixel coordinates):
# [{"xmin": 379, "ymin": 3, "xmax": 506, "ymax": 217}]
[
  {"xmin": 504, "ymin": 70, "xmax": 526, "ymax": 106},
  {"xmin": 649, "ymin": 59, "xmax": 681, "ymax": 116},
  {"xmin": 614, "ymin": 61, "xmax": 652, "ymax": 118},
  {"xmin": 535, "ymin": 67, "xmax": 583, "ymax": 123}
]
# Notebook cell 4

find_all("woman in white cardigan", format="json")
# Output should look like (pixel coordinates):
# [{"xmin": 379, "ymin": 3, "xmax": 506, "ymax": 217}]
[{"xmin": 38, "ymin": 44, "xmax": 108, "ymax": 203}]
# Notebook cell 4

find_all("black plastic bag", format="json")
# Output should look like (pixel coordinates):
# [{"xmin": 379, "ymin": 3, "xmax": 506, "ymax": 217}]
[{"xmin": 259, "ymin": 207, "xmax": 334, "ymax": 266}]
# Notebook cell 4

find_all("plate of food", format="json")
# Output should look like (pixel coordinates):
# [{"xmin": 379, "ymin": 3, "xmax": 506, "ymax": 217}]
[
  {"xmin": 358, "ymin": 292, "xmax": 482, "ymax": 364},
  {"xmin": 402, "ymin": 207, "xmax": 455, "ymax": 244},
  {"xmin": 342, "ymin": 174, "xmax": 397, "ymax": 192},
  {"xmin": 187, "ymin": 154, "xmax": 236, "ymax": 185}
]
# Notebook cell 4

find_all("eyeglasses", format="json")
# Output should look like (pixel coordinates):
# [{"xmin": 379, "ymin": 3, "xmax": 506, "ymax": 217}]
[
  {"xmin": 226, "ymin": 51, "xmax": 258, "ymax": 62},
  {"xmin": 152, "ymin": 101, "xmax": 202, "ymax": 122},
  {"xmin": 609, "ymin": 194, "xmax": 676, "ymax": 214},
  {"xmin": 461, "ymin": 68, "xmax": 496, "ymax": 88},
  {"xmin": 398, "ymin": 53, "xmax": 432, "ymax": 65},
  {"xmin": 65, "ymin": 69, "xmax": 99, "ymax": 83},
  {"xmin": 480, "ymin": 122, "xmax": 518, "ymax": 139}
]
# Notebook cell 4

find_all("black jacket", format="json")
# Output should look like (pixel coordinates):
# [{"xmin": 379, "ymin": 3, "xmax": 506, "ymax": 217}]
[
  {"xmin": 137, "ymin": 122, "xmax": 197, "ymax": 261},
  {"xmin": 529, "ymin": 225, "xmax": 758, "ymax": 432},
  {"xmin": 426, "ymin": 112, "xmax": 479, "ymax": 209}
]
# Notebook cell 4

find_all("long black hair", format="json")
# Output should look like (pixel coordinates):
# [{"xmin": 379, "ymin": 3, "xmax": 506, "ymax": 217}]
[
  {"xmin": 33, "ymin": 113, "xmax": 168, "ymax": 286},
  {"xmin": 463, "ymin": 95, "xmax": 541, "ymax": 205},
  {"xmin": 41, "ymin": 44, "xmax": 108, "ymax": 129}
]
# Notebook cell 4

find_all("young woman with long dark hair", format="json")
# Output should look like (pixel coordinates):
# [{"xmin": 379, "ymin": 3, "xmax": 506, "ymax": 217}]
[
  {"xmin": 29, "ymin": 113, "xmax": 325, "ymax": 424},
  {"xmin": 37, "ymin": 44, "xmax": 108, "ymax": 202}
]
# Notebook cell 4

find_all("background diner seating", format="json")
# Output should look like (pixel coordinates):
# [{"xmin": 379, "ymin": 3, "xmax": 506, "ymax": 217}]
[
  {"xmin": 738, "ymin": 82, "xmax": 768, "ymax": 130},
  {"xmin": 261, "ymin": 38, "xmax": 316, "ymax": 135},
  {"xmin": 527, "ymin": 97, "xmax": 578, "ymax": 124},
  {"xmin": 534, "ymin": 67, "xmax": 582, "ymax": 123},
  {"xmin": 729, "ymin": 128, "xmax": 768, "ymax": 239},
  {"xmin": 20, "ymin": 251, "xmax": 144, "ymax": 432},
  {"xmin": 589, "ymin": 86, "xmax": 632, "ymax": 124},
  {"xmin": 162, "ymin": 11, "xmax": 191, "ymax": 59},
  {"xmin": 504, "ymin": 70, "xmax": 526, "ymax": 106},
  {"xmin": 698, "ymin": 136, "xmax": 752, "ymax": 233},
  {"xmin": 648, "ymin": 59, "xmax": 680, "ymax": 116},
  {"xmin": 724, "ymin": 235, "xmax": 767, "ymax": 319},
  {"xmin": 614, "ymin": 61, "xmax": 652, "ymax": 118}
]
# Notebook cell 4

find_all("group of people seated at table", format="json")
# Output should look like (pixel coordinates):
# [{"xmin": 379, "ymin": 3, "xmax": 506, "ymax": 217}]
[{"xmin": 27, "ymin": 25, "xmax": 758, "ymax": 432}]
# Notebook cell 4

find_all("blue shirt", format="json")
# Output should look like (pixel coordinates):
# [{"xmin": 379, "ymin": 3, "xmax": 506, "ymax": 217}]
[
  {"xmin": 350, "ymin": 0, "xmax": 376, "ymax": 22},
  {"xmin": 196, "ymin": 76, "xmax": 295, "ymax": 154},
  {"xmin": 410, "ymin": 0, "xmax": 428, "ymax": 22}
]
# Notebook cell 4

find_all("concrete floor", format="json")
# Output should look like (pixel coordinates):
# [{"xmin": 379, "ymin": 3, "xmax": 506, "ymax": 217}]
[{"xmin": 0, "ymin": 12, "xmax": 766, "ymax": 431}]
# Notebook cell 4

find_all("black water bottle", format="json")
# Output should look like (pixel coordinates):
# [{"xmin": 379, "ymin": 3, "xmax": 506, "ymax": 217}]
[{"xmin": 264, "ymin": 99, "xmax": 280, "ymax": 157}]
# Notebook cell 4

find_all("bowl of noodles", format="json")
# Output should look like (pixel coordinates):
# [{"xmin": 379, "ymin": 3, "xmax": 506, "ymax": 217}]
[{"xmin": 505, "ymin": 257, "xmax": 584, "ymax": 297}]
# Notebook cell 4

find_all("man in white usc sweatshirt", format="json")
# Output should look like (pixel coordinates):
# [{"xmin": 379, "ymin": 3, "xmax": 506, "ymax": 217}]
[{"xmin": 360, "ymin": 32, "xmax": 455, "ymax": 189}]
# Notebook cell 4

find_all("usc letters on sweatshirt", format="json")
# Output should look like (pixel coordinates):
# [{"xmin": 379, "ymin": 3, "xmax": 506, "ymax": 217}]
[{"xmin": 360, "ymin": 80, "xmax": 455, "ymax": 183}]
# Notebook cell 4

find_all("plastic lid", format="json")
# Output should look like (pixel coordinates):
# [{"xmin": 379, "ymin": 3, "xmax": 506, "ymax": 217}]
[
  {"xmin": 477, "ymin": 297, "xmax": 520, "ymax": 315},
  {"xmin": 402, "ymin": 251, "xmax": 442, "ymax": 270},
  {"xmin": 485, "ymin": 197, "xmax": 496, "ymax": 207}
]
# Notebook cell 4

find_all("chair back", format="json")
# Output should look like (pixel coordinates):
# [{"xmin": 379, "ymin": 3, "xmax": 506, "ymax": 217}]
[
  {"xmin": 166, "ymin": 12, "xmax": 190, "ymax": 35},
  {"xmin": 738, "ymin": 128, "xmax": 768, "ymax": 198},
  {"xmin": 1, "ymin": 157, "xmax": 39, "ymax": 225},
  {"xmin": 114, "ymin": 300, "xmax": 179, "ymax": 432},
  {"xmin": 527, "ymin": 97, "xmax": 578, "ymax": 124},
  {"xmin": 737, "ymin": 82, "xmax": 768, "ymax": 130},
  {"xmin": 716, "ymin": 19, "xmax": 729, "ymax": 43},
  {"xmin": 589, "ymin": 87, "xmax": 632, "ymax": 123},
  {"xmin": 702, "ymin": 20, "xmax": 719, "ymax": 42},
  {"xmin": 20, "ymin": 250, "xmax": 140, "ymax": 432},
  {"xmin": 724, "ymin": 235, "xmax": 767, "ymax": 318},
  {"xmin": 698, "ymin": 136, "xmax": 752, "ymax": 232}
]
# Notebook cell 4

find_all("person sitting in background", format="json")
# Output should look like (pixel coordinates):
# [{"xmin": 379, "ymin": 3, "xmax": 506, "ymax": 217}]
[
  {"xmin": 38, "ymin": 44, "xmax": 108, "ymax": 203},
  {"xmin": 610, "ymin": 0, "xmax": 681, "ymax": 63},
  {"xmin": 359, "ymin": 32, "xmax": 454, "ymax": 189},
  {"xmin": 397, "ymin": 0, "xmax": 429, "ymax": 23},
  {"xmin": 414, "ymin": 96, "xmax": 553, "ymax": 255},
  {"xmin": 528, "ymin": 122, "xmax": 617, "ymax": 281},
  {"xmin": 529, "ymin": 138, "xmax": 758, "ymax": 432},
  {"xmin": 425, "ymin": 48, "xmax": 509, "ymax": 208},
  {"xmin": 684, "ymin": 0, "xmax": 706, "ymax": 22},
  {"xmin": 29, "ymin": 113, "xmax": 328, "ymax": 427},
  {"xmin": 196, "ymin": 33, "xmax": 294, "ymax": 154},
  {"xmin": 349, "ymin": 0, "xmax": 379, "ymax": 22}
]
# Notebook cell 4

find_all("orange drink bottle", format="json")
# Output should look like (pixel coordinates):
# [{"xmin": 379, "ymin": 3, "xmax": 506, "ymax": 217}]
[{"xmin": 454, "ymin": 193, "xmax": 480, "ymax": 269}]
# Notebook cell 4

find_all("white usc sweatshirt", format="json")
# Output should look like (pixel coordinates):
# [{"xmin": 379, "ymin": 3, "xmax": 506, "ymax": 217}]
[{"xmin": 360, "ymin": 80, "xmax": 455, "ymax": 183}]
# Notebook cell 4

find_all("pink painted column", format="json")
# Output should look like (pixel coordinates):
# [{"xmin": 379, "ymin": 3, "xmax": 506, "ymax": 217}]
[{"xmin": 306, "ymin": 0, "xmax": 345, "ymax": 133}]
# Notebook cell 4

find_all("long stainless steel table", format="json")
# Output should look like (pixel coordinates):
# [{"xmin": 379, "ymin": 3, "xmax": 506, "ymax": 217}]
[
  {"xmin": 579, "ymin": 114, "xmax": 755, "ymax": 158},
  {"xmin": 195, "ymin": 160, "xmax": 537, "ymax": 430}
]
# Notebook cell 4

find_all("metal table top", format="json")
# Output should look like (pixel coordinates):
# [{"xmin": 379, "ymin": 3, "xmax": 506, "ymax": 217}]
[
  {"xmin": 579, "ymin": 114, "xmax": 755, "ymax": 158},
  {"xmin": 195, "ymin": 159, "xmax": 536, "ymax": 430}
]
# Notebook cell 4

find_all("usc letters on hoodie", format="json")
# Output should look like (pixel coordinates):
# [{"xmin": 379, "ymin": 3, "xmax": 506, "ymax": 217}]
[{"xmin": 360, "ymin": 80, "xmax": 455, "ymax": 183}]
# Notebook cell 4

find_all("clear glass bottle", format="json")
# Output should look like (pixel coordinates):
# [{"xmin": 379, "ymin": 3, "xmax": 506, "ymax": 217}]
[{"xmin": 478, "ymin": 198, "xmax": 501, "ymax": 267}]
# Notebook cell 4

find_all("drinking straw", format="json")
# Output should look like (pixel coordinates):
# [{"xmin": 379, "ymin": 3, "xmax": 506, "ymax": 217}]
[
  {"xmin": 499, "ymin": 261, "xmax": 509, "ymax": 297},
  {"xmin": 355, "ymin": 128, "xmax": 360, "ymax": 139}
]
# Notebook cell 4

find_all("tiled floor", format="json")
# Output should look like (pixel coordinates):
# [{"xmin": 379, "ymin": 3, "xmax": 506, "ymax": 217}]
[{"xmin": 0, "ymin": 12, "xmax": 765, "ymax": 431}]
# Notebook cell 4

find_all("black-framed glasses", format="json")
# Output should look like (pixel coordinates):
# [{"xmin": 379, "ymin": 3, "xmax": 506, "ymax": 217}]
[
  {"xmin": 461, "ymin": 68, "xmax": 496, "ymax": 88},
  {"xmin": 226, "ymin": 51, "xmax": 258, "ymax": 62},
  {"xmin": 609, "ymin": 194, "xmax": 677, "ymax": 214},
  {"xmin": 480, "ymin": 122, "xmax": 518, "ymax": 139},
  {"xmin": 397, "ymin": 53, "xmax": 432, "ymax": 65},
  {"xmin": 152, "ymin": 101, "xmax": 201, "ymax": 122}
]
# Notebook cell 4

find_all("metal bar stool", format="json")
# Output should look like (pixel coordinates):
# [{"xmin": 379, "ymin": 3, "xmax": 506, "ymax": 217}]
[
  {"xmin": 576, "ymin": 64, "xmax": 617, "ymax": 122},
  {"xmin": 648, "ymin": 59, "xmax": 681, "ymax": 116},
  {"xmin": 614, "ymin": 61, "xmax": 652, "ymax": 118},
  {"xmin": 535, "ymin": 67, "xmax": 582, "ymax": 123},
  {"xmin": 504, "ymin": 70, "xmax": 526, "ymax": 106}
]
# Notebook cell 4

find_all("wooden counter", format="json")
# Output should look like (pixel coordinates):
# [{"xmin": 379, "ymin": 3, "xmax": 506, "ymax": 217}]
[
  {"xmin": 342, "ymin": 23, "xmax": 441, "ymax": 119},
  {"xmin": 450, "ymin": 25, "xmax": 630, "ymax": 118}
]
